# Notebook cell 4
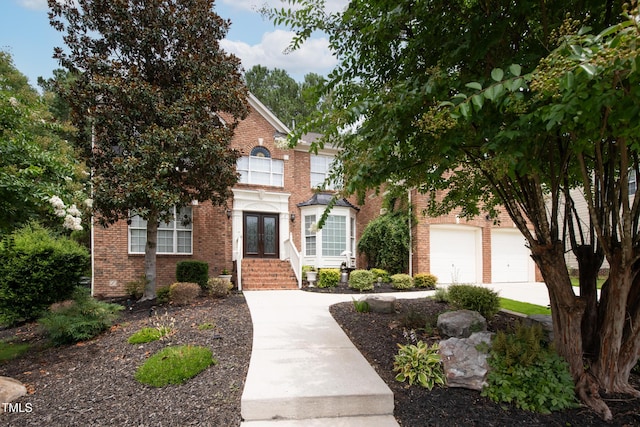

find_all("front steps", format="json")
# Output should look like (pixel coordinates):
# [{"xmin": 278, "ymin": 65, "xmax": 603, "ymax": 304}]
[{"xmin": 241, "ymin": 258, "xmax": 298, "ymax": 290}]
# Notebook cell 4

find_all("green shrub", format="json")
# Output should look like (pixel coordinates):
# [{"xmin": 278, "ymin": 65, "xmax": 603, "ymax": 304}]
[
  {"xmin": 482, "ymin": 323, "xmax": 579, "ymax": 413},
  {"xmin": 135, "ymin": 345, "xmax": 216, "ymax": 387},
  {"xmin": 0, "ymin": 224, "xmax": 90, "ymax": 324},
  {"xmin": 414, "ymin": 273, "xmax": 437, "ymax": 289},
  {"xmin": 433, "ymin": 287, "xmax": 449, "ymax": 303},
  {"xmin": 317, "ymin": 268, "xmax": 340, "ymax": 288},
  {"xmin": 352, "ymin": 298, "xmax": 370, "ymax": 313},
  {"xmin": 125, "ymin": 276, "xmax": 147, "ymax": 300},
  {"xmin": 370, "ymin": 268, "xmax": 390, "ymax": 283},
  {"xmin": 38, "ymin": 287, "xmax": 123, "ymax": 345},
  {"xmin": 393, "ymin": 341, "xmax": 446, "ymax": 390},
  {"xmin": 391, "ymin": 273, "xmax": 414, "ymax": 290},
  {"xmin": 169, "ymin": 282, "xmax": 201, "ymax": 305},
  {"xmin": 358, "ymin": 211, "xmax": 411, "ymax": 274},
  {"xmin": 156, "ymin": 286, "xmax": 171, "ymax": 304},
  {"xmin": 176, "ymin": 261, "xmax": 209, "ymax": 291},
  {"xmin": 447, "ymin": 284, "xmax": 500, "ymax": 319},
  {"xmin": 349, "ymin": 269, "xmax": 375, "ymax": 291},
  {"xmin": 128, "ymin": 327, "xmax": 170, "ymax": 344},
  {"xmin": 208, "ymin": 277, "xmax": 232, "ymax": 298}
]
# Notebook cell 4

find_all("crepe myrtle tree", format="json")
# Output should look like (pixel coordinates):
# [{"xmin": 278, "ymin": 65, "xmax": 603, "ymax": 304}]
[
  {"xmin": 268, "ymin": 0, "xmax": 638, "ymax": 419},
  {"xmin": 49, "ymin": 0, "xmax": 249, "ymax": 300}
]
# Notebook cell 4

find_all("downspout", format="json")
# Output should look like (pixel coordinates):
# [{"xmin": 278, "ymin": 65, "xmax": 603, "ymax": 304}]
[{"xmin": 408, "ymin": 188, "xmax": 413, "ymax": 276}]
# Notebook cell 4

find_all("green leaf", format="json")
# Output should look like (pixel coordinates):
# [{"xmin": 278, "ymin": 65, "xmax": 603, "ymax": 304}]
[
  {"xmin": 465, "ymin": 82, "xmax": 482, "ymax": 91},
  {"xmin": 491, "ymin": 68, "xmax": 504, "ymax": 82},
  {"xmin": 459, "ymin": 102, "xmax": 471, "ymax": 118},
  {"xmin": 579, "ymin": 63, "xmax": 597, "ymax": 76},
  {"xmin": 508, "ymin": 64, "xmax": 521, "ymax": 77},
  {"xmin": 471, "ymin": 94, "xmax": 484, "ymax": 110}
]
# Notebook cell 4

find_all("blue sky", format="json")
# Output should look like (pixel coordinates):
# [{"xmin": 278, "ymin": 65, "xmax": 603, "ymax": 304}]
[{"xmin": 0, "ymin": 0, "xmax": 346, "ymax": 89}]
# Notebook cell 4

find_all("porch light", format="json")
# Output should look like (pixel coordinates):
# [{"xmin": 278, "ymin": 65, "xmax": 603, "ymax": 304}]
[
  {"xmin": 290, "ymin": 213, "xmax": 296, "ymax": 222},
  {"xmin": 226, "ymin": 209, "xmax": 232, "ymax": 219}
]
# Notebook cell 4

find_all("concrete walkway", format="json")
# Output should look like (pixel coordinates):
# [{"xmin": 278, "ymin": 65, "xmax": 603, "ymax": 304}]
[{"xmin": 240, "ymin": 283, "xmax": 549, "ymax": 426}]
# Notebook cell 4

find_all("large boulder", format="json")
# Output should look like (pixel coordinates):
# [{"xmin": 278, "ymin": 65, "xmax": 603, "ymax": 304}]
[
  {"xmin": 361, "ymin": 295, "xmax": 396, "ymax": 314},
  {"xmin": 0, "ymin": 376, "xmax": 27, "ymax": 403},
  {"xmin": 439, "ymin": 332, "xmax": 494, "ymax": 390},
  {"xmin": 437, "ymin": 309, "xmax": 487, "ymax": 338}
]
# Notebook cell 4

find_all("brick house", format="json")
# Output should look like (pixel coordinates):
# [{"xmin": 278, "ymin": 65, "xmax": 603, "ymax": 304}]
[{"xmin": 91, "ymin": 94, "xmax": 538, "ymax": 297}]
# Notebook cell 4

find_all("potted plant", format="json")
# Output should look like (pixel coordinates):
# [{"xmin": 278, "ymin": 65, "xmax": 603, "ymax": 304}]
[
  {"xmin": 305, "ymin": 266, "xmax": 318, "ymax": 286},
  {"xmin": 218, "ymin": 268, "xmax": 232, "ymax": 282}
]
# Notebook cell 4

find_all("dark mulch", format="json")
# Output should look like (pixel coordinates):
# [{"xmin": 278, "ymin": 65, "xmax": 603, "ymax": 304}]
[
  {"xmin": 1, "ymin": 294, "xmax": 252, "ymax": 427},
  {"xmin": 2, "ymin": 285, "xmax": 639, "ymax": 426},
  {"xmin": 328, "ymin": 291, "xmax": 640, "ymax": 427}
]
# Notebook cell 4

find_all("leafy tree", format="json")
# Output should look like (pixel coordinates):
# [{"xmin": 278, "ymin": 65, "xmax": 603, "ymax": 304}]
[
  {"xmin": 48, "ymin": 0, "xmax": 249, "ymax": 300},
  {"xmin": 0, "ymin": 51, "xmax": 84, "ymax": 234},
  {"xmin": 268, "ymin": 0, "xmax": 637, "ymax": 419}
]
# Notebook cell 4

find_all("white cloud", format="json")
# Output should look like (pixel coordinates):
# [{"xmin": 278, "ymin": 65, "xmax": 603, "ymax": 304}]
[
  {"xmin": 221, "ymin": 29, "xmax": 337, "ymax": 78},
  {"xmin": 18, "ymin": 0, "xmax": 48, "ymax": 10}
]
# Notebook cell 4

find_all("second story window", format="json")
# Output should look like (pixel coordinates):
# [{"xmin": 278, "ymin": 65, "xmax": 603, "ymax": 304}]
[
  {"xmin": 237, "ymin": 146, "xmax": 284, "ymax": 187},
  {"xmin": 310, "ymin": 154, "xmax": 338, "ymax": 190}
]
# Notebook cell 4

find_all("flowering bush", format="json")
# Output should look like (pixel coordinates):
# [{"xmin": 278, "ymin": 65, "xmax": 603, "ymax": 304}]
[{"xmin": 49, "ymin": 195, "xmax": 87, "ymax": 231}]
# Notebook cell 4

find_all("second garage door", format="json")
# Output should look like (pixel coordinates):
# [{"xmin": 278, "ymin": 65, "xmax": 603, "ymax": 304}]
[
  {"xmin": 491, "ymin": 229, "xmax": 534, "ymax": 282},
  {"xmin": 430, "ymin": 225, "xmax": 481, "ymax": 284}
]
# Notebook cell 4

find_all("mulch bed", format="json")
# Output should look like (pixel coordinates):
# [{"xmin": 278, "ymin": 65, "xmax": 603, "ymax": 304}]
[
  {"xmin": 328, "ymin": 289, "xmax": 640, "ymax": 426},
  {"xmin": 1, "ymin": 294, "xmax": 252, "ymax": 426},
  {"xmin": 2, "ymin": 286, "xmax": 639, "ymax": 426}
]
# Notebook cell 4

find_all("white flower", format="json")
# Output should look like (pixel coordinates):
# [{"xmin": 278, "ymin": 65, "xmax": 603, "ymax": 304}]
[
  {"xmin": 308, "ymin": 222, "xmax": 318, "ymax": 233},
  {"xmin": 67, "ymin": 204, "xmax": 82, "ymax": 217},
  {"xmin": 8, "ymin": 97, "xmax": 18, "ymax": 107},
  {"xmin": 274, "ymin": 137, "xmax": 290, "ymax": 149},
  {"xmin": 84, "ymin": 198, "xmax": 93, "ymax": 208},
  {"xmin": 63, "ymin": 214, "xmax": 83, "ymax": 231},
  {"xmin": 49, "ymin": 195, "xmax": 66, "ymax": 210},
  {"xmin": 54, "ymin": 208, "xmax": 66, "ymax": 217}
]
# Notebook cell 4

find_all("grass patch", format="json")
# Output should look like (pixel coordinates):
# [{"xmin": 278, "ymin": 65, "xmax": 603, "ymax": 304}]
[
  {"xmin": 0, "ymin": 340, "xmax": 30, "ymax": 362},
  {"xmin": 500, "ymin": 298, "xmax": 550, "ymax": 316},
  {"xmin": 135, "ymin": 345, "xmax": 216, "ymax": 387},
  {"xmin": 197, "ymin": 322, "xmax": 215, "ymax": 331},
  {"xmin": 128, "ymin": 327, "xmax": 171, "ymax": 344},
  {"xmin": 570, "ymin": 277, "xmax": 606, "ymax": 289}
]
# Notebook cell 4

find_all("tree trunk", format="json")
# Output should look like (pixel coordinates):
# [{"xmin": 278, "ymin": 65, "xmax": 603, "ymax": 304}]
[
  {"xmin": 529, "ymin": 240, "xmax": 613, "ymax": 420},
  {"xmin": 141, "ymin": 213, "xmax": 158, "ymax": 301},
  {"xmin": 573, "ymin": 244, "xmax": 604, "ymax": 360}
]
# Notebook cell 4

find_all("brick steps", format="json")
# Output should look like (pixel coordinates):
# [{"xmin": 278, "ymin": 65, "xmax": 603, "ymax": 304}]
[{"xmin": 242, "ymin": 259, "xmax": 298, "ymax": 290}]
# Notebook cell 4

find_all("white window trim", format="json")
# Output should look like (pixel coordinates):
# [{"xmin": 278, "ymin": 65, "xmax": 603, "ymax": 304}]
[
  {"xmin": 310, "ymin": 154, "xmax": 340, "ymax": 190},
  {"xmin": 128, "ymin": 206, "xmax": 193, "ymax": 255},
  {"xmin": 237, "ymin": 155, "xmax": 284, "ymax": 187},
  {"xmin": 299, "ymin": 205, "xmax": 356, "ymax": 268}
]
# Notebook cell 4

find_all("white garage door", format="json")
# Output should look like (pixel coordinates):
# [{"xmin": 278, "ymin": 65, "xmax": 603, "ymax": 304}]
[
  {"xmin": 491, "ymin": 229, "xmax": 533, "ymax": 282},
  {"xmin": 430, "ymin": 225, "xmax": 481, "ymax": 284}
]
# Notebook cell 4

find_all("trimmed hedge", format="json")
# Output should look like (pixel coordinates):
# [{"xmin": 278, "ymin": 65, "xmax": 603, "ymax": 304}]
[
  {"xmin": 370, "ymin": 268, "xmax": 391, "ymax": 283},
  {"xmin": 349, "ymin": 269, "xmax": 375, "ymax": 291},
  {"xmin": 391, "ymin": 273, "xmax": 414, "ymax": 290},
  {"xmin": 318, "ymin": 268, "xmax": 340, "ymax": 288},
  {"xmin": 0, "ymin": 223, "xmax": 90, "ymax": 324},
  {"xmin": 414, "ymin": 273, "xmax": 438, "ymax": 289},
  {"xmin": 447, "ymin": 284, "xmax": 500, "ymax": 319},
  {"xmin": 176, "ymin": 261, "xmax": 209, "ymax": 290}
]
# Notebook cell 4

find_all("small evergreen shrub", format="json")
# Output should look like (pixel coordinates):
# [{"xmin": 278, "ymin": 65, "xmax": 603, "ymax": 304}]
[
  {"xmin": 447, "ymin": 284, "xmax": 500, "ymax": 319},
  {"xmin": 349, "ymin": 269, "xmax": 375, "ymax": 291},
  {"xmin": 125, "ymin": 276, "xmax": 147, "ymax": 300},
  {"xmin": 414, "ymin": 273, "xmax": 437, "ymax": 289},
  {"xmin": 169, "ymin": 282, "xmax": 201, "ymax": 305},
  {"xmin": 318, "ymin": 268, "xmax": 340, "ymax": 288},
  {"xmin": 370, "ymin": 268, "xmax": 390, "ymax": 283},
  {"xmin": 38, "ymin": 287, "xmax": 123, "ymax": 345},
  {"xmin": 0, "ymin": 223, "xmax": 90, "ymax": 324},
  {"xmin": 433, "ymin": 287, "xmax": 449, "ymax": 303},
  {"xmin": 482, "ymin": 323, "xmax": 579, "ymax": 413},
  {"xmin": 176, "ymin": 261, "xmax": 209, "ymax": 291},
  {"xmin": 208, "ymin": 277, "xmax": 232, "ymax": 298},
  {"xmin": 391, "ymin": 273, "xmax": 414, "ymax": 290},
  {"xmin": 156, "ymin": 286, "xmax": 171, "ymax": 304},
  {"xmin": 393, "ymin": 341, "xmax": 446, "ymax": 390},
  {"xmin": 135, "ymin": 345, "xmax": 216, "ymax": 387}
]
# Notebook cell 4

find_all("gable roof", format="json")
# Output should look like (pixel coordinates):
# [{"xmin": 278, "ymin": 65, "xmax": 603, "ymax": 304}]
[{"xmin": 248, "ymin": 92, "xmax": 291, "ymax": 136}]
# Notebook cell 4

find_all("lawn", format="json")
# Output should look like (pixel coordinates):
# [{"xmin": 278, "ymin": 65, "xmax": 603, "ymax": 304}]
[{"xmin": 499, "ymin": 298, "xmax": 550, "ymax": 316}]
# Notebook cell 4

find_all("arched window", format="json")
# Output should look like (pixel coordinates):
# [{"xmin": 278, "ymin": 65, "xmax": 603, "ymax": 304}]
[{"xmin": 250, "ymin": 146, "xmax": 271, "ymax": 158}]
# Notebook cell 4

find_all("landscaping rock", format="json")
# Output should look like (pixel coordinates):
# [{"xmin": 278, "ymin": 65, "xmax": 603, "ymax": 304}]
[
  {"xmin": 525, "ymin": 314, "xmax": 554, "ymax": 342},
  {"xmin": 0, "ymin": 376, "xmax": 27, "ymax": 403},
  {"xmin": 437, "ymin": 309, "xmax": 487, "ymax": 338},
  {"xmin": 439, "ymin": 332, "xmax": 494, "ymax": 391},
  {"xmin": 361, "ymin": 295, "xmax": 396, "ymax": 314}
]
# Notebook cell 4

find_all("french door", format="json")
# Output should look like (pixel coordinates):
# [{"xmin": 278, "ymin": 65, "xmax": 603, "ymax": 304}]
[{"xmin": 243, "ymin": 212, "xmax": 279, "ymax": 258}]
